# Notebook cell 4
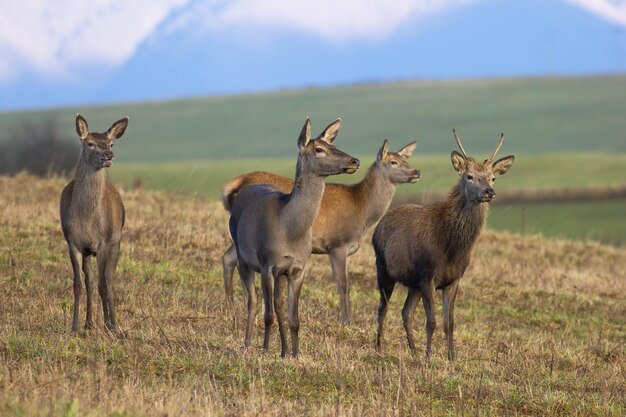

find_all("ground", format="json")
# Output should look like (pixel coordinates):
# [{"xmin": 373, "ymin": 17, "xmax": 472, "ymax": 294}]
[{"xmin": 0, "ymin": 174, "xmax": 624, "ymax": 416}]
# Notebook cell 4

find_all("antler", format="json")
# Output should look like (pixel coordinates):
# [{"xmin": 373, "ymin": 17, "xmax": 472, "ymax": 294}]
[
  {"xmin": 489, "ymin": 133, "xmax": 504, "ymax": 162},
  {"xmin": 452, "ymin": 129, "xmax": 468, "ymax": 158}
]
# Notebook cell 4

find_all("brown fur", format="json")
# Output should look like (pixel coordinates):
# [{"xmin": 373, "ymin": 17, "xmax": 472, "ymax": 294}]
[
  {"xmin": 221, "ymin": 140, "xmax": 419, "ymax": 323},
  {"xmin": 228, "ymin": 117, "xmax": 360, "ymax": 357},
  {"xmin": 372, "ymin": 131, "xmax": 515, "ymax": 361},
  {"xmin": 60, "ymin": 114, "xmax": 128, "ymax": 333}
]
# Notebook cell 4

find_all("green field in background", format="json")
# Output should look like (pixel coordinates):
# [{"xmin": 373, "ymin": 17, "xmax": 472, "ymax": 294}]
[{"xmin": 1, "ymin": 76, "xmax": 625, "ymax": 162}]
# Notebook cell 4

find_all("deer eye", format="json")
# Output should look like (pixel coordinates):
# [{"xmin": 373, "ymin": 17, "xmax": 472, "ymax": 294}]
[
  {"xmin": 390, "ymin": 160, "xmax": 398, "ymax": 166},
  {"xmin": 87, "ymin": 142, "xmax": 95, "ymax": 148},
  {"xmin": 466, "ymin": 175, "xmax": 474, "ymax": 181},
  {"xmin": 492, "ymin": 177, "xmax": 496, "ymax": 182},
  {"xmin": 315, "ymin": 147, "xmax": 324, "ymax": 154}
]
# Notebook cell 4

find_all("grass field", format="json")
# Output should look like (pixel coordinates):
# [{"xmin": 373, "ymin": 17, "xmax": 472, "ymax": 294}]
[
  {"xmin": 1, "ymin": 174, "xmax": 624, "ymax": 416},
  {"xmin": 1, "ymin": 75, "xmax": 626, "ymax": 162}
]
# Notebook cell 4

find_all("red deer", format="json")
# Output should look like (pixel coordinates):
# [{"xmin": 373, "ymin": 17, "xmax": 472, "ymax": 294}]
[
  {"xmin": 373, "ymin": 130, "xmax": 515, "ymax": 361},
  {"xmin": 229, "ymin": 117, "xmax": 360, "ymax": 357},
  {"xmin": 222, "ymin": 139, "xmax": 420, "ymax": 323},
  {"xmin": 60, "ymin": 114, "xmax": 128, "ymax": 333}
]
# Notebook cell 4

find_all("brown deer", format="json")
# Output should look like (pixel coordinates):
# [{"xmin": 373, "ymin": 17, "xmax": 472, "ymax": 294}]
[
  {"xmin": 372, "ymin": 130, "xmax": 515, "ymax": 361},
  {"xmin": 222, "ymin": 139, "xmax": 420, "ymax": 323},
  {"xmin": 229, "ymin": 117, "xmax": 360, "ymax": 357},
  {"xmin": 60, "ymin": 114, "xmax": 129, "ymax": 333}
]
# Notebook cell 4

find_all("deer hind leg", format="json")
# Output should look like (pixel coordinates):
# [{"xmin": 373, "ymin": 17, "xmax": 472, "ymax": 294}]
[
  {"xmin": 222, "ymin": 244, "xmax": 238, "ymax": 305},
  {"xmin": 329, "ymin": 247, "xmax": 351, "ymax": 324},
  {"xmin": 287, "ymin": 268, "xmax": 306, "ymax": 357},
  {"xmin": 238, "ymin": 261, "xmax": 257, "ymax": 349},
  {"xmin": 376, "ymin": 271, "xmax": 395, "ymax": 352},
  {"xmin": 82, "ymin": 254, "xmax": 94, "ymax": 330},
  {"xmin": 402, "ymin": 288, "xmax": 422, "ymax": 355},
  {"xmin": 421, "ymin": 280, "xmax": 437, "ymax": 362},
  {"xmin": 442, "ymin": 281, "xmax": 459, "ymax": 361},
  {"xmin": 68, "ymin": 245, "xmax": 83, "ymax": 333},
  {"xmin": 260, "ymin": 265, "xmax": 275, "ymax": 352},
  {"xmin": 98, "ymin": 244, "xmax": 120, "ymax": 332}
]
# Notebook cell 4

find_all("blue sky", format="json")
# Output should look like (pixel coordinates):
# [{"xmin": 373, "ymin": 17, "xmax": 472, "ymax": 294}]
[{"xmin": 1, "ymin": 0, "xmax": 625, "ymax": 111}]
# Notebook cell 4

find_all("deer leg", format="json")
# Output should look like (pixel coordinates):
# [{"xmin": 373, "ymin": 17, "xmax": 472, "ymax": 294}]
[
  {"xmin": 421, "ymin": 280, "xmax": 437, "ymax": 362},
  {"xmin": 104, "ymin": 243, "xmax": 121, "ymax": 331},
  {"xmin": 329, "ymin": 247, "xmax": 351, "ymax": 324},
  {"xmin": 97, "ymin": 250, "xmax": 110, "ymax": 329},
  {"xmin": 82, "ymin": 255, "xmax": 94, "ymax": 330},
  {"xmin": 273, "ymin": 274, "xmax": 288, "ymax": 358},
  {"xmin": 287, "ymin": 268, "xmax": 306, "ymax": 357},
  {"xmin": 376, "ymin": 272, "xmax": 395, "ymax": 352},
  {"xmin": 68, "ymin": 245, "xmax": 83, "ymax": 333},
  {"xmin": 222, "ymin": 244, "xmax": 238, "ymax": 305},
  {"xmin": 260, "ymin": 266, "xmax": 275, "ymax": 353},
  {"xmin": 442, "ymin": 281, "xmax": 459, "ymax": 361},
  {"xmin": 402, "ymin": 288, "xmax": 422, "ymax": 355},
  {"xmin": 238, "ymin": 261, "xmax": 257, "ymax": 349}
]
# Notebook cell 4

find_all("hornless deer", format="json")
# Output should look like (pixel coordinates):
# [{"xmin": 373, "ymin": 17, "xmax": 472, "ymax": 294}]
[
  {"xmin": 372, "ymin": 130, "xmax": 515, "ymax": 361},
  {"xmin": 229, "ymin": 117, "xmax": 360, "ymax": 357},
  {"xmin": 222, "ymin": 139, "xmax": 420, "ymax": 323},
  {"xmin": 60, "ymin": 114, "xmax": 129, "ymax": 333}
]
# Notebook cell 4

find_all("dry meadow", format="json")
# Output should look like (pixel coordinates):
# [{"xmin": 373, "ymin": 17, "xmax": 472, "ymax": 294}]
[{"xmin": 0, "ymin": 174, "xmax": 624, "ymax": 416}]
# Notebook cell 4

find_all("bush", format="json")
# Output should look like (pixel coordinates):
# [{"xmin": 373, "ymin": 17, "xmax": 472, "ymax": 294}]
[{"xmin": 0, "ymin": 118, "xmax": 78, "ymax": 177}]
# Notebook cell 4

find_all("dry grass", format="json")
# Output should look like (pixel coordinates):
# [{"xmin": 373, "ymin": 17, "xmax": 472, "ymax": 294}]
[{"xmin": 0, "ymin": 173, "xmax": 624, "ymax": 416}]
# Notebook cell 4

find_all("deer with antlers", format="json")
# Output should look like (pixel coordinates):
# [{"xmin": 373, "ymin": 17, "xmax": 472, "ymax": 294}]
[{"xmin": 372, "ymin": 129, "xmax": 515, "ymax": 361}]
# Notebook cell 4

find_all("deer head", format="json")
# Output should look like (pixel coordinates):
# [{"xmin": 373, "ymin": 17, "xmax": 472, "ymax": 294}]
[
  {"xmin": 376, "ymin": 139, "xmax": 420, "ymax": 184},
  {"xmin": 296, "ymin": 117, "xmax": 360, "ymax": 177},
  {"xmin": 450, "ymin": 129, "xmax": 515, "ymax": 203},
  {"xmin": 75, "ymin": 114, "xmax": 129, "ymax": 170}
]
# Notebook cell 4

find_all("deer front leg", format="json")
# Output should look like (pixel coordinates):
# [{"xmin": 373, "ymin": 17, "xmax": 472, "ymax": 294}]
[
  {"xmin": 442, "ymin": 281, "xmax": 459, "ymax": 361},
  {"xmin": 68, "ymin": 245, "xmax": 83, "ymax": 333},
  {"xmin": 273, "ymin": 274, "xmax": 288, "ymax": 357},
  {"xmin": 402, "ymin": 288, "xmax": 422, "ymax": 355},
  {"xmin": 260, "ymin": 266, "xmax": 275, "ymax": 352},
  {"xmin": 238, "ymin": 261, "xmax": 257, "ymax": 349},
  {"xmin": 222, "ymin": 244, "xmax": 238, "ymax": 305},
  {"xmin": 287, "ymin": 268, "xmax": 306, "ymax": 357},
  {"xmin": 82, "ymin": 255, "xmax": 94, "ymax": 330},
  {"xmin": 329, "ymin": 247, "xmax": 351, "ymax": 324},
  {"xmin": 421, "ymin": 279, "xmax": 437, "ymax": 362}
]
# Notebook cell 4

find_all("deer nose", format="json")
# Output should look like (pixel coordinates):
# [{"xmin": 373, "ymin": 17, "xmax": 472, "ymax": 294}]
[
  {"xmin": 412, "ymin": 169, "xmax": 421, "ymax": 178},
  {"xmin": 484, "ymin": 187, "xmax": 495, "ymax": 198},
  {"xmin": 102, "ymin": 150, "xmax": 114, "ymax": 160},
  {"xmin": 351, "ymin": 158, "xmax": 360, "ymax": 167}
]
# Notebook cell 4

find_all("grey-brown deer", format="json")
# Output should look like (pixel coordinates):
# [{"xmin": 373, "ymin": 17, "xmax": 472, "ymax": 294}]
[
  {"xmin": 372, "ymin": 130, "xmax": 515, "ymax": 361},
  {"xmin": 222, "ymin": 139, "xmax": 420, "ymax": 323},
  {"xmin": 60, "ymin": 114, "xmax": 128, "ymax": 333},
  {"xmin": 229, "ymin": 117, "xmax": 360, "ymax": 357}
]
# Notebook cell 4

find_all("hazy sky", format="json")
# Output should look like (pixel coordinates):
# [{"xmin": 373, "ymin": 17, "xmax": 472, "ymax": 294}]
[{"xmin": 1, "ymin": 0, "xmax": 625, "ymax": 111}]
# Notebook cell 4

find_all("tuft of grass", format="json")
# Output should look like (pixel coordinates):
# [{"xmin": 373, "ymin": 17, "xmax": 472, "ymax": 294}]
[{"xmin": 0, "ymin": 173, "xmax": 624, "ymax": 416}]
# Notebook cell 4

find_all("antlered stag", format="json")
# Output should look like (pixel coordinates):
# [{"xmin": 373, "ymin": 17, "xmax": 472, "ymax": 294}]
[
  {"xmin": 222, "ymin": 139, "xmax": 420, "ymax": 323},
  {"xmin": 60, "ymin": 114, "xmax": 129, "ymax": 333},
  {"xmin": 229, "ymin": 117, "xmax": 360, "ymax": 357},
  {"xmin": 373, "ymin": 130, "xmax": 515, "ymax": 361}
]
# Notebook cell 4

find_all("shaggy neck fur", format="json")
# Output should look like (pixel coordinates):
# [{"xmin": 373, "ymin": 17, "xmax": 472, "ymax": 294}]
[
  {"xmin": 284, "ymin": 160, "xmax": 326, "ymax": 239},
  {"xmin": 355, "ymin": 163, "xmax": 397, "ymax": 229},
  {"xmin": 437, "ymin": 183, "xmax": 489, "ymax": 259},
  {"xmin": 71, "ymin": 154, "xmax": 106, "ymax": 214}
]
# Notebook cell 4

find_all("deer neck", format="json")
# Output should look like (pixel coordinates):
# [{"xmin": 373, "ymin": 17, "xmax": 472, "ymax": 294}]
[
  {"xmin": 440, "ymin": 183, "xmax": 489, "ymax": 257},
  {"xmin": 355, "ymin": 163, "xmax": 397, "ymax": 228},
  {"xmin": 282, "ymin": 162, "xmax": 326, "ymax": 239},
  {"xmin": 71, "ymin": 157, "xmax": 107, "ymax": 214}
]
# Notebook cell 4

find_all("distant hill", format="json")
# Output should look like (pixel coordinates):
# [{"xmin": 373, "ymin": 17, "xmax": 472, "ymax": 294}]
[{"xmin": 0, "ymin": 75, "xmax": 625, "ymax": 162}]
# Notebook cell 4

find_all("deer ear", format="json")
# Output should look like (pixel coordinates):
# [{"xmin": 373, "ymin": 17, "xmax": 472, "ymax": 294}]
[
  {"xmin": 451, "ymin": 150, "xmax": 466, "ymax": 174},
  {"xmin": 297, "ymin": 117, "xmax": 312, "ymax": 150},
  {"xmin": 398, "ymin": 141, "xmax": 417, "ymax": 158},
  {"xmin": 492, "ymin": 155, "xmax": 515, "ymax": 176},
  {"xmin": 76, "ymin": 114, "xmax": 89, "ymax": 140},
  {"xmin": 318, "ymin": 118, "xmax": 341, "ymax": 144},
  {"xmin": 376, "ymin": 139, "xmax": 389, "ymax": 163},
  {"xmin": 106, "ymin": 117, "xmax": 129, "ymax": 140}
]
